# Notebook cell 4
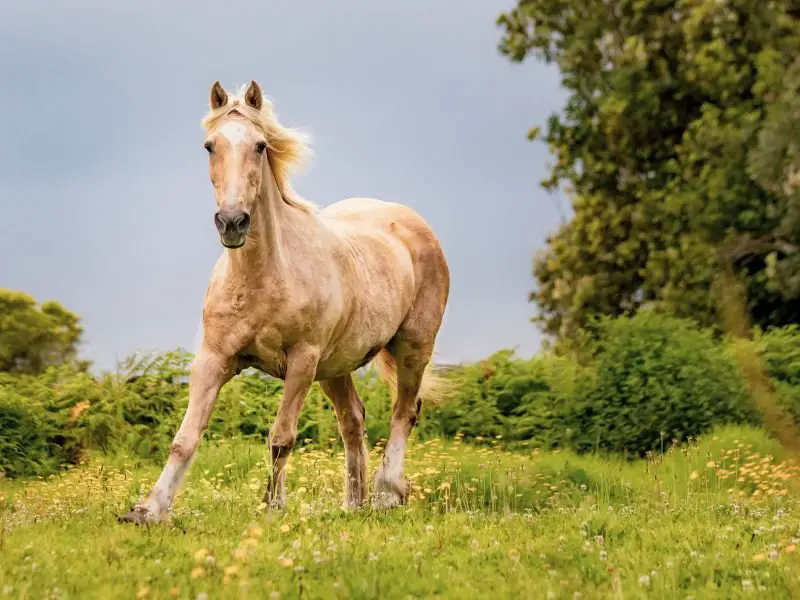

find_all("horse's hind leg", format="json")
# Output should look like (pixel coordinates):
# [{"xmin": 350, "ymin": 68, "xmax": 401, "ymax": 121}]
[
  {"xmin": 373, "ymin": 282, "xmax": 446, "ymax": 508},
  {"xmin": 372, "ymin": 344, "xmax": 430, "ymax": 509},
  {"xmin": 320, "ymin": 374, "xmax": 368, "ymax": 509}
]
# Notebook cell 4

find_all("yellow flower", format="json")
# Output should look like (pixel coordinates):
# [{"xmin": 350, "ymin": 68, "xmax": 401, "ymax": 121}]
[
  {"xmin": 247, "ymin": 525, "xmax": 264, "ymax": 539},
  {"xmin": 279, "ymin": 557, "xmax": 294, "ymax": 568},
  {"xmin": 752, "ymin": 553, "xmax": 766, "ymax": 562},
  {"xmin": 786, "ymin": 544, "xmax": 797, "ymax": 554},
  {"xmin": 136, "ymin": 587, "xmax": 150, "ymax": 599},
  {"xmin": 194, "ymin": 548, "xmax": 209, "ymax": 563},
  {"xmin": 280, "ymin": 524, "xmax": 291, "ymax": 533},
  {"xmin": 191, "ymin": 567, "xmax": 205, "ymax": 578},
  {"xmin": 225, "ymin": 566, "xmax": 239, "ymax": 576},
  {"xmin": 689, "ymin": 471, "xmax": 699, "ymax": 480}
]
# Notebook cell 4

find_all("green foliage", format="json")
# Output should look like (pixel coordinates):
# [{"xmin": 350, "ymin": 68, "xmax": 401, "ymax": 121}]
[
  {"xmin": 754, "ymin": 324, "xmax": 800, "ymax": 424},
  {"xmin": 0, "ymin": 372, "xmax": 84, "ymax": 477},
  {"xmin": 497, "ymin": 0, "xmax": 800, "ymax": 346},
  {"xmin": 568, "ymin": 312, "xmax": 759, "ymax": 455},
  {"xmin": 0, "ymin": 301, "xmax": 796, "ymax": 478},
  {"xmin": 0, "ymin": 289, "xmax": 88, "ymax": 374},
  {"xmin": 423, "ymin": 350, "xmax": 584, "ymax": 449}
]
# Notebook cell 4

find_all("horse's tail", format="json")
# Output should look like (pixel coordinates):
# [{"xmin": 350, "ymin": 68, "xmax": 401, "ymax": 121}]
[{"xmin": 371, "ymin": 349, "xmax": 452, "ymax": 406}]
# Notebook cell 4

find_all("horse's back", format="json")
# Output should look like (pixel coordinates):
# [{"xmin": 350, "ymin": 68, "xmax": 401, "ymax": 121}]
[
  {"xmin": 321, "ymin": 197, "xmax": 447, "ymax": 268},
  {"xmin": 322, "ymin": 195, "xmax": 450, "ymax": 319}
]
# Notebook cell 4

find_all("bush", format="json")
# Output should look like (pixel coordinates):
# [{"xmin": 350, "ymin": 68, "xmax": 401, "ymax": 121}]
[
  {"xmin": 2, "ymin": 316, "xmax": 798, "ymax": 479},
  {"xmin": 755, "ymin": 325, "xmax": 800, "ymax": 424},
  {"xmin": 567, "ymin": 312, "xmax": 760, "ymax": 456},
  {"xmin": 0, "ymin": 375, "xmax": 84, "ymax": 477},
  {"xmin": 423, "ymin": 349, "xmax": 585, "ymax": 448}
]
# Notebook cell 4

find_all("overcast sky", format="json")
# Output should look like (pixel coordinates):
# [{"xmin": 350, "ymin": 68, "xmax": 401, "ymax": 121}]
[{"xmin": 0, "ymin": 0, "xmax": 566, "ymax": 372}]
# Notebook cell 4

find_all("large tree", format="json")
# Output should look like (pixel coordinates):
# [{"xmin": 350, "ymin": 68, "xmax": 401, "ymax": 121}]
[
  {"xmin": 0, "ymin": 289, "xmax": 88, "ymax": 374},
  {"xmin": 497, "ymin": 0, "xmax": 800, "ymax": 346}
]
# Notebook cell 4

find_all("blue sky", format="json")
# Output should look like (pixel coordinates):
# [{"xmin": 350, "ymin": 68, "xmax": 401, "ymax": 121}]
[{"xmin": 0, "ymin": 0, "xmax": 567, "ymax": 371}]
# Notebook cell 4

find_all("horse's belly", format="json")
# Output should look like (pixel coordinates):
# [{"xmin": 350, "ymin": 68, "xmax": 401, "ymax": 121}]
[{"xmin": 314, "ymin": 341, "xmax": 387, "ymax": 381}]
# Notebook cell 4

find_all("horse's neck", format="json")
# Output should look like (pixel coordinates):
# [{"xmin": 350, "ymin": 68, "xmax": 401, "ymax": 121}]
[{"xmin": 225, "ymin": 169, "xmax": 315, "ymax": 279}]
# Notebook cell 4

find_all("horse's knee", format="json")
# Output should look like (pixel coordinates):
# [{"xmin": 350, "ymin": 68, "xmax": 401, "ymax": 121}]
[
  {"xmin": 270, "ymin": 440, "xmax": 295, "ymax": 461},
  {"xmin": 171, "ymin": 435, "xmax": 198, "ymax": 461},
  {"xmin": 341, "ymin": 406, "xmax": 365, "ymax": 440}
]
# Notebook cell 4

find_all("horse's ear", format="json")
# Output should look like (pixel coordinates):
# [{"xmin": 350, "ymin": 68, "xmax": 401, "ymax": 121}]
[
  {"xmin": 209, "ymin": 81, "xmax": 228, "ymax": 110},
  {"xmin": 244, "ymin": 81, "xmax": 263, "ymax": 111}
]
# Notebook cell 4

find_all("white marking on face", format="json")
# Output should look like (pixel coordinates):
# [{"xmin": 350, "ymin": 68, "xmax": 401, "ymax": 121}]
[{"xmin": 219, "ymin": 121, "xmax": 249, "ymax": 210}]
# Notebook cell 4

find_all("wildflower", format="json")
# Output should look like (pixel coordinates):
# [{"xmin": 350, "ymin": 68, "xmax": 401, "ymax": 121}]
[
  {"xmin": 136, "ymin": 588, "xmax": 150, "ymax": 599},
  {"xmin": 786, "ymin": 544, "xmax": 797, "ymax": 554},
  {"xmin": 292, "ymin": 539, "xmax": 301, "ymax": 550},
  {"xmin": 638, "ymin": 575, "xmax": 651, "ymax": 587},
  {"xmin": 280, "ymin": 524, "xmax": 291, "ymax": 533},
  {"xmin": 753, "ymin": 553, "xmax": 766, "ymax": 562},
  {"xmin": 196, "ymin": 594, "xmax": 208, "ymax": 600},
  {"xmin": 425, "ymin": 524, "xmax": 434, "ymax": 533},
  {"xmin": 690, "ymin": 471, "xmax": 699, "ymax": 480},
  {"xmin": 169, "ymin": 588, "xmax": 179, "ymax": 597},
  {"xmin": 270, "ymin": 593, "xmax": 280, "ymax": 599},
  {"xmin": 769, "ymin": 550, "xmax": 779, "ymax": 560},
  {"xmin": 742, "ymin": 580, "xmax": 753, "ymax": 591},
  {"xmin": 279, "ymin": 557, "xmax": 294, "ymax": 568},
  {"xmin": 599, "ymin": 551, "xmax": 607, "ymax": 561},
  {"xmin": 205, "ymin": 555, "xmax": 216, "ymax": 566},
  {"xmin": 194, "ymin": 549, "xmax": 209, "ymax": 563},
  {"xmin": 191, "ymin": 567, "xmax": 205, "ymax": 579},
  {"xmin": 369, "ymin": 553, "xmax": 379, "ymax": 561},
  {"xmin": 247, "ymin": 524, "xmax": 264, "ymax": 539}
]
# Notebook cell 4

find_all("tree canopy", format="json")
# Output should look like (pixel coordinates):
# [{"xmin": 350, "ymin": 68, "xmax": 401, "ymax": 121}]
[
  {"xmin": 497, "ymin": 0, "xmax": 800, "ymax": 347},
  {"xmin": 0, "ymin": 289, "xmax": 88, "ymax": 374}
]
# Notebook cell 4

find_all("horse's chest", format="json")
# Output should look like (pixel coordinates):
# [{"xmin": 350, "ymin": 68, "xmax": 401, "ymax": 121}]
[{"xmin": 238, "ymin": 327, "xmax": 288, "ymax": 378}]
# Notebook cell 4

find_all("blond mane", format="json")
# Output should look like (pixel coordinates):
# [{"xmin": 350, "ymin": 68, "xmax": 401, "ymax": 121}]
[{"xmin": 201, "ymin": 85, "xmax": 316, "ymax": 213}]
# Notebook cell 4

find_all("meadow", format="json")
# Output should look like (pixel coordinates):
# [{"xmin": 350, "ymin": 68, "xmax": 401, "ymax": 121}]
[{"xmin": 2, "ymin": 426, "xmax": 800, "ymax": 599}]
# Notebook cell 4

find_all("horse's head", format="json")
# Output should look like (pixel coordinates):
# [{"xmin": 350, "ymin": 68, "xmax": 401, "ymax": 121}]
[{"xmin": 202, "ymin": 80, "xmax": 268, "ymax": 248}]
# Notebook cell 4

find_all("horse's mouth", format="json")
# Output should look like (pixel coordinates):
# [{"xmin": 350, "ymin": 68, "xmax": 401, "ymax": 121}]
[{"xmin": 220, "ymin": 235, "xmax": 246, "ymax": 249}]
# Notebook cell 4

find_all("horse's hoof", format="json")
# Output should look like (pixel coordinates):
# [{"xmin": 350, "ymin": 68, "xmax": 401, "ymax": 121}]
[
  {"xmin": 371, "ymin": 490, "xmax": 405, "ymax": 509},
  {"xmin": 118, "ymin": 505, "xmax": 159, "ymax": 525},
  {"xmin": 372, "ymin": 475, "xmax": 408, "ymax": 509}
]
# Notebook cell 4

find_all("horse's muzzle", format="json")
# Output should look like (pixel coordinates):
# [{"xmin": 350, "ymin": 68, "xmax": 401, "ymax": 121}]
[{"xmin": 214, "ymin": 209, "xmax": 250, "ymax": 248}]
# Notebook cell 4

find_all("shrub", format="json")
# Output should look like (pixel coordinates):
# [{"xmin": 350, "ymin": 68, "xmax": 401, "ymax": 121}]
[
  {"xmin": 754, "ymin": 325, "xmax": 800, "ymax": 424},
  {"xmin": 0, "ymin": 375, "xmax": 83, "ymax": 477},
  {"xmin": 567, "ymin": 312, "xmax": 760, "ymax": 456},
  {"xmin": 422, "ymin": 349, "xmax": 586, "ymax": 448}
]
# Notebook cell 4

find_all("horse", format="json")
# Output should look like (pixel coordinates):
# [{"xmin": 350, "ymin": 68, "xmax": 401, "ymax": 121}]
[{"xmin": 119, "ymin": 80, "xmax": 450, "ymax": 524}]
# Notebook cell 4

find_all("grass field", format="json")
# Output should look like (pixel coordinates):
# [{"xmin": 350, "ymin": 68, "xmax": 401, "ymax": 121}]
[{"xmin": 2, "ymin": 427, "xmax": 800, "ymax": 599}]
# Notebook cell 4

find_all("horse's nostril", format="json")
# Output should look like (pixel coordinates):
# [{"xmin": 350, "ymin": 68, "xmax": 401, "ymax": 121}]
[
  {"xmin": 214, "ymin": 212, "xmax": 227, "ymax": 234},
  {"xmin": 233, "ymin": 213, "xmax": 250, "ymax": 233}
]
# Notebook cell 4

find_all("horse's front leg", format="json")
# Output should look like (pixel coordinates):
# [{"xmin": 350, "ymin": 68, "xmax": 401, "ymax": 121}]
[
  {"xmin": 264, "ymin": 344, "xmax": 320, "ymax": 509},
  {"xmin": 119, "ymin": 348, "xmax": 234, "ymax": 524}
]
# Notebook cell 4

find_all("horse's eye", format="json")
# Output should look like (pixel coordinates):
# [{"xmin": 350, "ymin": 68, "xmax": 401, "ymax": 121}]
[
  {"xmin": 204, "ymin": 141, "xmax": 214, "ymax": 154},
  {"xmin": 255, "ymin": 141, "xmax": 267, "ymax": 154}
]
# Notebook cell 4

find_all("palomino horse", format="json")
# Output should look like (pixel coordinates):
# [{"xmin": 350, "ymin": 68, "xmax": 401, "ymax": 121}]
[{"xmin": 119, "ymin": 80, "xmax": 450, "ymax": 523}]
